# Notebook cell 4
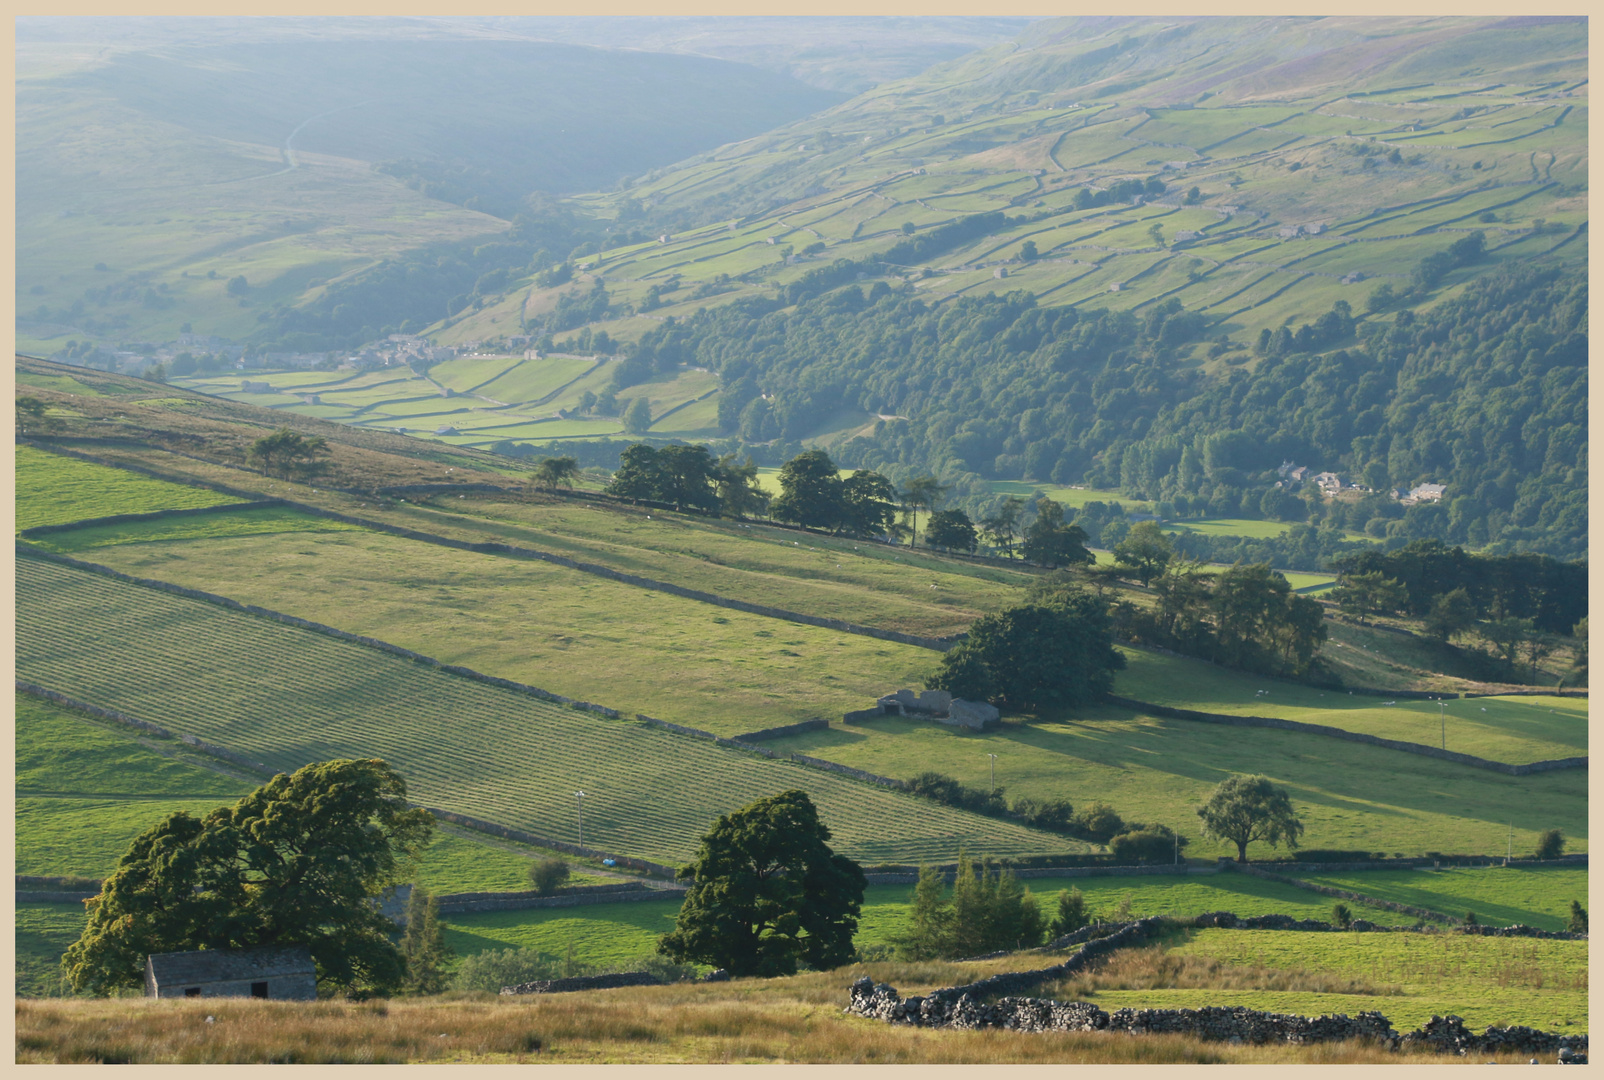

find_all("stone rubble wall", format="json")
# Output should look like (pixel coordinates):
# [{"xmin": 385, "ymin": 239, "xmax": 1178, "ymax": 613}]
[{"xmin": 844, "ymin": 913, "xmax": 1588, "ymax": 1055}]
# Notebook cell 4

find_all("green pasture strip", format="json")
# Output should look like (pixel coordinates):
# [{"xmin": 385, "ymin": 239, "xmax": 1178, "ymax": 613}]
[
  {"xmin": 73, "ymin": 528, "xmax": 938, "ymax": 737},
  {"xmin": 1295, "ymin": 867, "xmax": 1589, "ymax": 932},
  {"xmin": 443, "ymin": 897, "xmax": 685, "ymax": 972},
  {"xmin": 1114, "ymin": 648, "xmax": 1587, "ymax": 764},
  {"xmin": 16, "ymin": 554, "xmax": 1081, "ymax": 867},
  {"xmin": 16, "ymin": 904, "xmax": 87, "ymax": 998},
  {"xmin": 16, "ymin": 691, "xmax": 606, "ymax": 893},
  {"xmin": 15, "ymin": 445, "xmax": 244, "ymax": 531},
  {"xmin": 28, "ymin": 506, "xmax": 363, "ymax": 554},
  {"xmin": 1144, "ymin": 928, "xmax": 1587, "ymax": 1033},
  {"xmin": 15, "ymin": 371, "xmax": 111, "ymax": 397},
  {"xmin": 391, "ymin": 493, "xmax": 1024, "ymax": 636},
  {"xmin": 441, "ymin": 868, "xmax": 1418, "ymax": 972},
  {"xmin": 759, "ymin": 708, "xmax": 1586, "ymax": 859}
]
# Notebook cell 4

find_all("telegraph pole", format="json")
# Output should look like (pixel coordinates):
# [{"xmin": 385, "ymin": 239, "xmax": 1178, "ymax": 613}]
[
  {"xmin": 988, "ymin": 753, "xmax": 998, "ymax": 790},
  {"xmin": 1438, "ymin": 700, "xmax": 1445, "ymax": 750},
  {"xmin": 575, "ymin": 790, "xmax": 586, "ymax": 853}
]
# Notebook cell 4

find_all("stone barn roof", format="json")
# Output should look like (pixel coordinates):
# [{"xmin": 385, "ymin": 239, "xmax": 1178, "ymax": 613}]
[{"xmin": 147, "ymin": 945, "xmax": 314, "ymax": 987}]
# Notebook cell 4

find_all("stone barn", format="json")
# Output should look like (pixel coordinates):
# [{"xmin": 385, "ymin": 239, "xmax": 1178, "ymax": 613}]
[{"xmin": 145, "ymin": 945, "xmax": 317, "ymax": 1000}]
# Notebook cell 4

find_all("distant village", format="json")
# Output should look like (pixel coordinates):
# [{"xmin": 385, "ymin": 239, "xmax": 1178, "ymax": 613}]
[{"xmin": 1277, "ymin": 460, "xmax": 1445, "ymax": 506}]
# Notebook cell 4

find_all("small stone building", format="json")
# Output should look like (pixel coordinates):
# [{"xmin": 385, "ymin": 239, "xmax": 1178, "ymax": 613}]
[{"xmin": 145, "ymin": 945, "xmax": 317, "ymax": 1000}]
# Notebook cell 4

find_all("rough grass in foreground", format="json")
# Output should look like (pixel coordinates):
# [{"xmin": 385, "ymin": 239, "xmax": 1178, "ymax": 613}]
[{"xmin": 12, "ymin": 990, "xmax": 1558, "ymax": 1064}]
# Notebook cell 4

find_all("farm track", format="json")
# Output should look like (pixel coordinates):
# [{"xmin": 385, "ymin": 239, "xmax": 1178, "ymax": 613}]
[{"xmin": 14, "ymin": 552, "xmax": 1078, "ymax": 868}]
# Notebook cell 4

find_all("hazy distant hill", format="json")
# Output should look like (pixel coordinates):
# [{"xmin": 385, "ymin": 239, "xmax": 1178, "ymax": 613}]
[{"xmin": 52, "ymin": 40, "xmax": 847, "ymax": 202}]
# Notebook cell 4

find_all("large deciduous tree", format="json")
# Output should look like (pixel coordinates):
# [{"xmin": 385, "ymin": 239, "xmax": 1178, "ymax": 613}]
[
  {"xmin": 1112, "ymin": 520, "xmax": 1174, "ymax": 586},
  {"xmin": 1196, "ymin": 774, "xmax": 1303, "ymax": 862},
  {"xmin": 929, "ymin": 594, "xmax": 1123, "ymax": 711},
  {"xmin": 62, "ymin": 759, "xmax": 434, "ymax": 997},
  {"xmin": 1020, "ymin": 498, "xmax": 1093, "ymax": 569},
  {"xmin": 769, "ymin": 449, "xmax": 842, "ymax": 530},
  {"xmin": 925, "ymin": 508, "xmax": 978, "ymax": 553},
  {"xmin": 657, "ymin": 790, "xmax": 865, "ymax": 977}
]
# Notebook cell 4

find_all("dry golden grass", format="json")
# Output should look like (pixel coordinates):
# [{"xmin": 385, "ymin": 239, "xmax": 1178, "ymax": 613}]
[
  {"xmin": 10, "ymin": 974, "xmax": 1549, "ymax": 1064},
  {"xmin": 1033, "ymin": 944, "xmax": 1402, "ymax": 999}
]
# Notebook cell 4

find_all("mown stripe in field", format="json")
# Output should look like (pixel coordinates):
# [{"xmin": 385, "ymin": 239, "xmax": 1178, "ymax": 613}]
[{"xmin": 15, "ymin": 553, "xmax": 1080, "ymax": 867}]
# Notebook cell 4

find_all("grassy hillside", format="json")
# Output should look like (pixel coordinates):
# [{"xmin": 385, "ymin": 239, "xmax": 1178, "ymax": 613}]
[
  {"xmin": 528, "ymin": 16, "xmax": 1584, "ymax": 348},
  {"xmin": 16, "ymin": 37, "xmax": 845, "ymax": 350},
  {"xmin": 1114, "ymin": 647, "xmax": 1586, "ymax": 765},
  {"xmin": 760, "ymin": 708, "xmax": 1586, "ymax": 859},
  {"xmin": 15, "ymin": 554, "xmax": 1082, "ymax": 866},
  {"xmin": 14, "ymin": 444, "xmax": 245, "ymax": 530}
]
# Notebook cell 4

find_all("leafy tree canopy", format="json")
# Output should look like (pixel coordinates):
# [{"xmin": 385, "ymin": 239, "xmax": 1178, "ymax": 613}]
[
  {"xmin": 63, "ymin": 759, "xmax": 434, "ymax": 997},
  {"xmin": 929, "ymin": 593, "xmax": 1124, "ymax": 711},
  {"xmin": 1196, "ymin": 774, "xmax": 1304, "ymax": 862},
  {"xmin": 658, "ymin": 790, "xmax": 866, "ymax": 977}
]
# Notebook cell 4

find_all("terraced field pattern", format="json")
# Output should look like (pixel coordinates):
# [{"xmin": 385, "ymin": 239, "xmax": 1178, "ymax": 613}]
[
  {"xmin": 14, "ymin": 553, "xmax": 1082, "ymax": 867},
  {"xmin": 173, "ymin": 356, "xmax": 720, "ymax": 451}
]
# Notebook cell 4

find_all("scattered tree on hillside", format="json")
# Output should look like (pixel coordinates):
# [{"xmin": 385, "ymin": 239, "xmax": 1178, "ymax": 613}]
[
  {"xmin": 1109, "ymin": 824, "xmax": 1188, "ymax": 864},
  {"xmin": 400, "ymin": 885, "xmax": 452, "ymax": 995},
  {"xmin": 1567, "ymin": 900, "xmax": 1587, "ymax": 933},
  {"xmin": 1212, "ymin": 564, "xmax": 1327, "ymax": 676},
  {"xmin": 249, "ymin": 427, "xmax": 330, "ymax": 479},
  {"xmin": 1196, "ymin": 774, "xmax": 1303, "ymax": 863},
  {"xmin": 1479, "ymin": 616, "xmax": 1531, "ymax": 679},
  {"xmin": 900, "ymin": 475, "xmax": 948, "ymax": 547},
  {"xmin": 658, "ymin": 790, "xmax": 865, "ymax": 977},
  {"xmin": 529, "ymin": 858, "xmax": 571, "ymax": 896},
  {"xmin": 1534, "ymin": 828, "xmax": 1565, "ymax": 860},
  {"xmin": 839, "ymin": 470, "xmax": 901, "ymax": 538},
  {"xmin": 896, "ymin": 857, "xmax": 1044, "ymax": 960},
  {"xmin": 1020, "ymin": 498, "xmax": 1093, "ymax": 569},
  {"xmin": 1071, "ymin": 802, "xmax": 1125, "ymax": 845},
  {"xmin": 1112, "ymin": 521, "xmax": 1174, "ymax": 586},
  {"xmin": 62, "ymin": 758, "xmax": 434, "ymax": 997},
  {"xmin": 769, "ymin": 449, "xmax": 842, "ymax": 529},
  {"xmin": 712, "ymin": 453, "xmax": 770, "ymax": 519},
  {"xmin": 533, "ymin": 455, "xmax": 579, "ymax": 491},
  {"xmin": 1424, "ymin": 587, "xmax": 1477, "ymax": 643},
  {"xmin": 981, "ymin": 496, "xmax": 1026, "ymax": 559},
  {"xmin": 16, "ymin": 395, "xmax": 49, "ymax": 435},
  {"xmin": 928, "ymin": 595, "xmax": 1123, "ymax": 712},
  {"xmin": 623, "ymin": 396, "xmax": 654, "ymax": 435},
  {"xmin": 1331, "ymin": 902, "xmax": 1352, "ymax": 929},
  {"xmin": 1047, "ymin": 887, "xmax": 1088, "ymax": 938},
  {"xmin": 925, "ymin": 508, "xmax": 978, "ymax": 553},
  {"xmin": 1331, "ymin": 571, "xmax": 1408, "ymax": 625},
  {"xmin": 606, "ymin": 443, "xmax": 721, "ymax": 513}
]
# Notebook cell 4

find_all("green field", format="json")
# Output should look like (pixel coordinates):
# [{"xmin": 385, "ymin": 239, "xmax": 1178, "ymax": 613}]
[
  {"xmin": 377, "ymin": 491, "xmax": 1031, "ymax": 636},
  {"xmin": 15, "ymin": 554, "xmax": 1083, "ymax": 867},
  {"xmin": 761, "ymin": 708, "xmax": 1586, "ymax": 859},
  {"xmin": 1115, "ymin": 647, "xmax": 1587, "ymax": 765},
  {"xmin": 1065, "ymin": 927, "xmax": 1587, "ymax": 1034},
  {"xmin": 70, "ymin": 527, "xmax": 937, "ymax": 737},
  {"xmin": 15, "ymin": 445, "xmax": 244, "ymax": 531},
  {"xmin": 28, "ymin": 505, "xmax": 363, "ymax": 554},
  {"xmin": 1297, "ymin": 866, "xmax": 1589, "ymax": 933},
  {"xmin": 15, "ymin": 692, "xmax": 253, "ymax": 878}
]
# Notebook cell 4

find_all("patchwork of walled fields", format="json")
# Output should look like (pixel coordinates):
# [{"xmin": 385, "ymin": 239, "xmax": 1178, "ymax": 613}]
[
  {"xmin": 14, "ymin": 692, "xmax": 607, "ymax": 893},
  {"xmin": 15, "ymin": 554, "xmax": 1082, "ymax": 868},
  {"xmin": 62, "ymin": 528, "xmax": 936, "ymax": 736},
  {"xmin": 759, "ymin": 709, "xmax": 1586, "ymax": 859},
  {"xmin": 1294, "ymin": 867, "xmax": 1589, "ymax": 933},
  {"xmin": 1032, "ymin": 927, "xmax": 1586, "ymax": 1036},
  {"xmin": 1115, "ymin": 648, "xmax": 1587, "ymax": 765}
]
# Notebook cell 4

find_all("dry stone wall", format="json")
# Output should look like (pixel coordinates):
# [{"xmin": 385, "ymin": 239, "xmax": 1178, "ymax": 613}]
[
  {"xmin": 501, "ymin": 971, "xmax": 663, "ymax": 995},
  {"xmin": 845, "ymin": 914, "xmax": 1587, "ymax": 1056}
]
